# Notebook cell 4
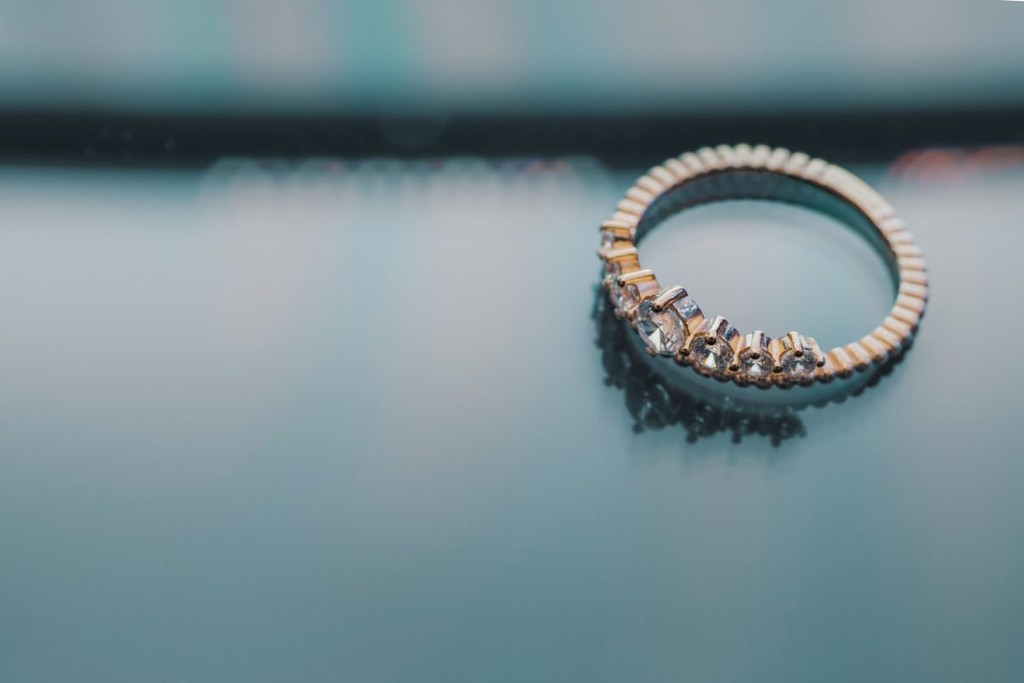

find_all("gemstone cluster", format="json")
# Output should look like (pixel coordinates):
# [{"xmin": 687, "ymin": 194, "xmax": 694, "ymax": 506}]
[{"xmin": 599, "ymin": 256, "xmax": 827, "ymax": 385}]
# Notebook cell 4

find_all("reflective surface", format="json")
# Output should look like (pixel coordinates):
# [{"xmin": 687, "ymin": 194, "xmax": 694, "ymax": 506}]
[{"xmin": 0, "ymin": 159, "xmax": 1021, "ymax": 682}]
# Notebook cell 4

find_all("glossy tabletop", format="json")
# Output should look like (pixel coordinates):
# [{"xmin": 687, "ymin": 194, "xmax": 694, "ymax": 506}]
[{"xmin": 0, "ymin": 157, "xmax": 1020, "ymax": 682}]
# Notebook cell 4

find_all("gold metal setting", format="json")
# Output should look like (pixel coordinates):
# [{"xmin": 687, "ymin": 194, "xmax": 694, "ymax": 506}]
[{"xmin": 597, "ymin": 144, "xmax": 928, "ymax": 387}]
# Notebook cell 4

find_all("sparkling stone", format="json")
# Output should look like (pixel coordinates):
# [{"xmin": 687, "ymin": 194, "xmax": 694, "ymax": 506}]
[
  {"xmin": 688, "ymin": 335, "xmax": 733, "ymax": 373},
  {"xmin": 604, "ymin": 258, "xmax": 621, "ymax": 277},
  {"xmin": 635, "ymin": 300, "xmax": 685, "ymax": 356},
  {"xmin": 780, "ymin": 349, "xmax": 816, "ymax": 378},
  {"xmin": 673, "ymin": 295, "xmax": 701, "ymax": 323},
  {"xmin": 738, "ymin": 349, "xmax": 773, "ymax": 379},
  {"xmin": 600, "ymin": 231, "xmax": 616, "ymax": 250},
  {"xmin": 610, "ymin": 282, "xmax": 640, "ymax": 313}
]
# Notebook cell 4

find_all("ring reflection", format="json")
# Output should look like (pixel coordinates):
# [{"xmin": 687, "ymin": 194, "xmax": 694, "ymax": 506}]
[{"xmin": 593, "ymin": 285, "xmax": 910, "ymax": 447}]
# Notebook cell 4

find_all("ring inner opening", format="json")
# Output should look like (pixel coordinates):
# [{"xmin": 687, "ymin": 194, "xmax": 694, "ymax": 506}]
[{"xmin": 635, "ymin": 171, "xmax": 896, "ymax": 350}]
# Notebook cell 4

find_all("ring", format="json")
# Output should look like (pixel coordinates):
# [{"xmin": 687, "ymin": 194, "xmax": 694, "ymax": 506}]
[{"xmin": 598, "ymin": 144, "xmax": 927, "ymax": 387}]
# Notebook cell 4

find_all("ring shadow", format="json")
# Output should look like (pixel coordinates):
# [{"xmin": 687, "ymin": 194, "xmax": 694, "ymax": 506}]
[{"xmin": 592, "ymin": 285, "xmax": 912, "ymax": 448}]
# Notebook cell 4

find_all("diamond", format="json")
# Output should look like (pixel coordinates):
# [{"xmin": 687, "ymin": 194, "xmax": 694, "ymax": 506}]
[
  {"xmin": 673, "ymin": 295, "xmax": 701, "ymax": 323},
  {"xmin": 780, "ymin": 349, "xmax": 816, "ymax": 378},
  {"xmin": 738, "ymin": 349, "xmax": 773, "ymax": 379},
  {"xmin": 688, "ymin": 334, "xmax": 733, "ymax": 373},
  {"xmin": 635, "ymin": 299, "xmax": 685, "ymax": 356},
  {"xmin": 610, "ymin": 281, "xmax": 640, "ymax": 314},
  {"xmin": 600, "ymin": 231, "xmax": 616, "ymax": 250}
]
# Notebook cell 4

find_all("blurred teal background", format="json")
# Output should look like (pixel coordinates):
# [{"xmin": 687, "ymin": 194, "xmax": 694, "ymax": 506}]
[{"xmin": 0, "ymin": 0, "xmax": 1022, "ymax": 114}]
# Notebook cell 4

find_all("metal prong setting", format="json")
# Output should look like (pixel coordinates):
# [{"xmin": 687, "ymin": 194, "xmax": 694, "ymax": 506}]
[
  {"xmin": 609, "ymin": 270, "xmax": 660, "ymax": 319},
  {"xmin": 773, "ymin": 332, "xmax": 826, "ymax": 385},
  {"xmin": 650, "ymin": 286, "xmax": 705, "ymax": 333},
  {"xmin": 597, "ymin": 144, "xmax": 927, "ymax": 387},
  {"xmin": 678, "ymin": 316, "xmax": 739, "ymax": 377},
  {"xmin": 599, "ymin": 219, "xmax": 635, "ymax": 251},
  {"xmin": 599, "ymin": 245, "xmax": 640, "ymax": 286},
  {"xmin": 651, "ymin": 285, "xmax": 688, "ymax": 312},
  {"xmin": 616, "ymin": 269, "xmax": 655, "ymax": 288},
  {"xmin": 599, "ymin": 245, "xmax": 638, "ymax": 267},
  {"xmin": 730, "ymin": 331, "xmax": 774, "ymax": 385},
  {"xmin": 631, "ymin": 286, "xmax": 705, "ymax": 359}
]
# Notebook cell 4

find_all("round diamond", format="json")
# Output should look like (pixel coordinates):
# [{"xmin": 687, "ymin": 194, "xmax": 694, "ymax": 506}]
[
  {"xmin": 738, "ymin": 349, "xmax": 773, "ymax": 379},
  {"xmin": 780, "ymin": 349, "xmax": 816, "ymax": 378},
  {"xmin": 600, "ymin": 231, "xmax": 616, "ymax": 250},
  {"xmin": 635, "ymin": 300, "xmax": 685, "ymax": 356},
  {"xmin": 610, "ymin": 281, "xmax": 639, "ymax": 314},
  {"xmin": 688, "ymin": 335, "xmax": 733, "ymax": 373}
]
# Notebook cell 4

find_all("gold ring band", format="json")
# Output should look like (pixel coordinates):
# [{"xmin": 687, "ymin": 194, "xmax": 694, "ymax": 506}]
[{"xmin": 598, "ymin": 144, "xmax": 927, "ymax": 387}]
